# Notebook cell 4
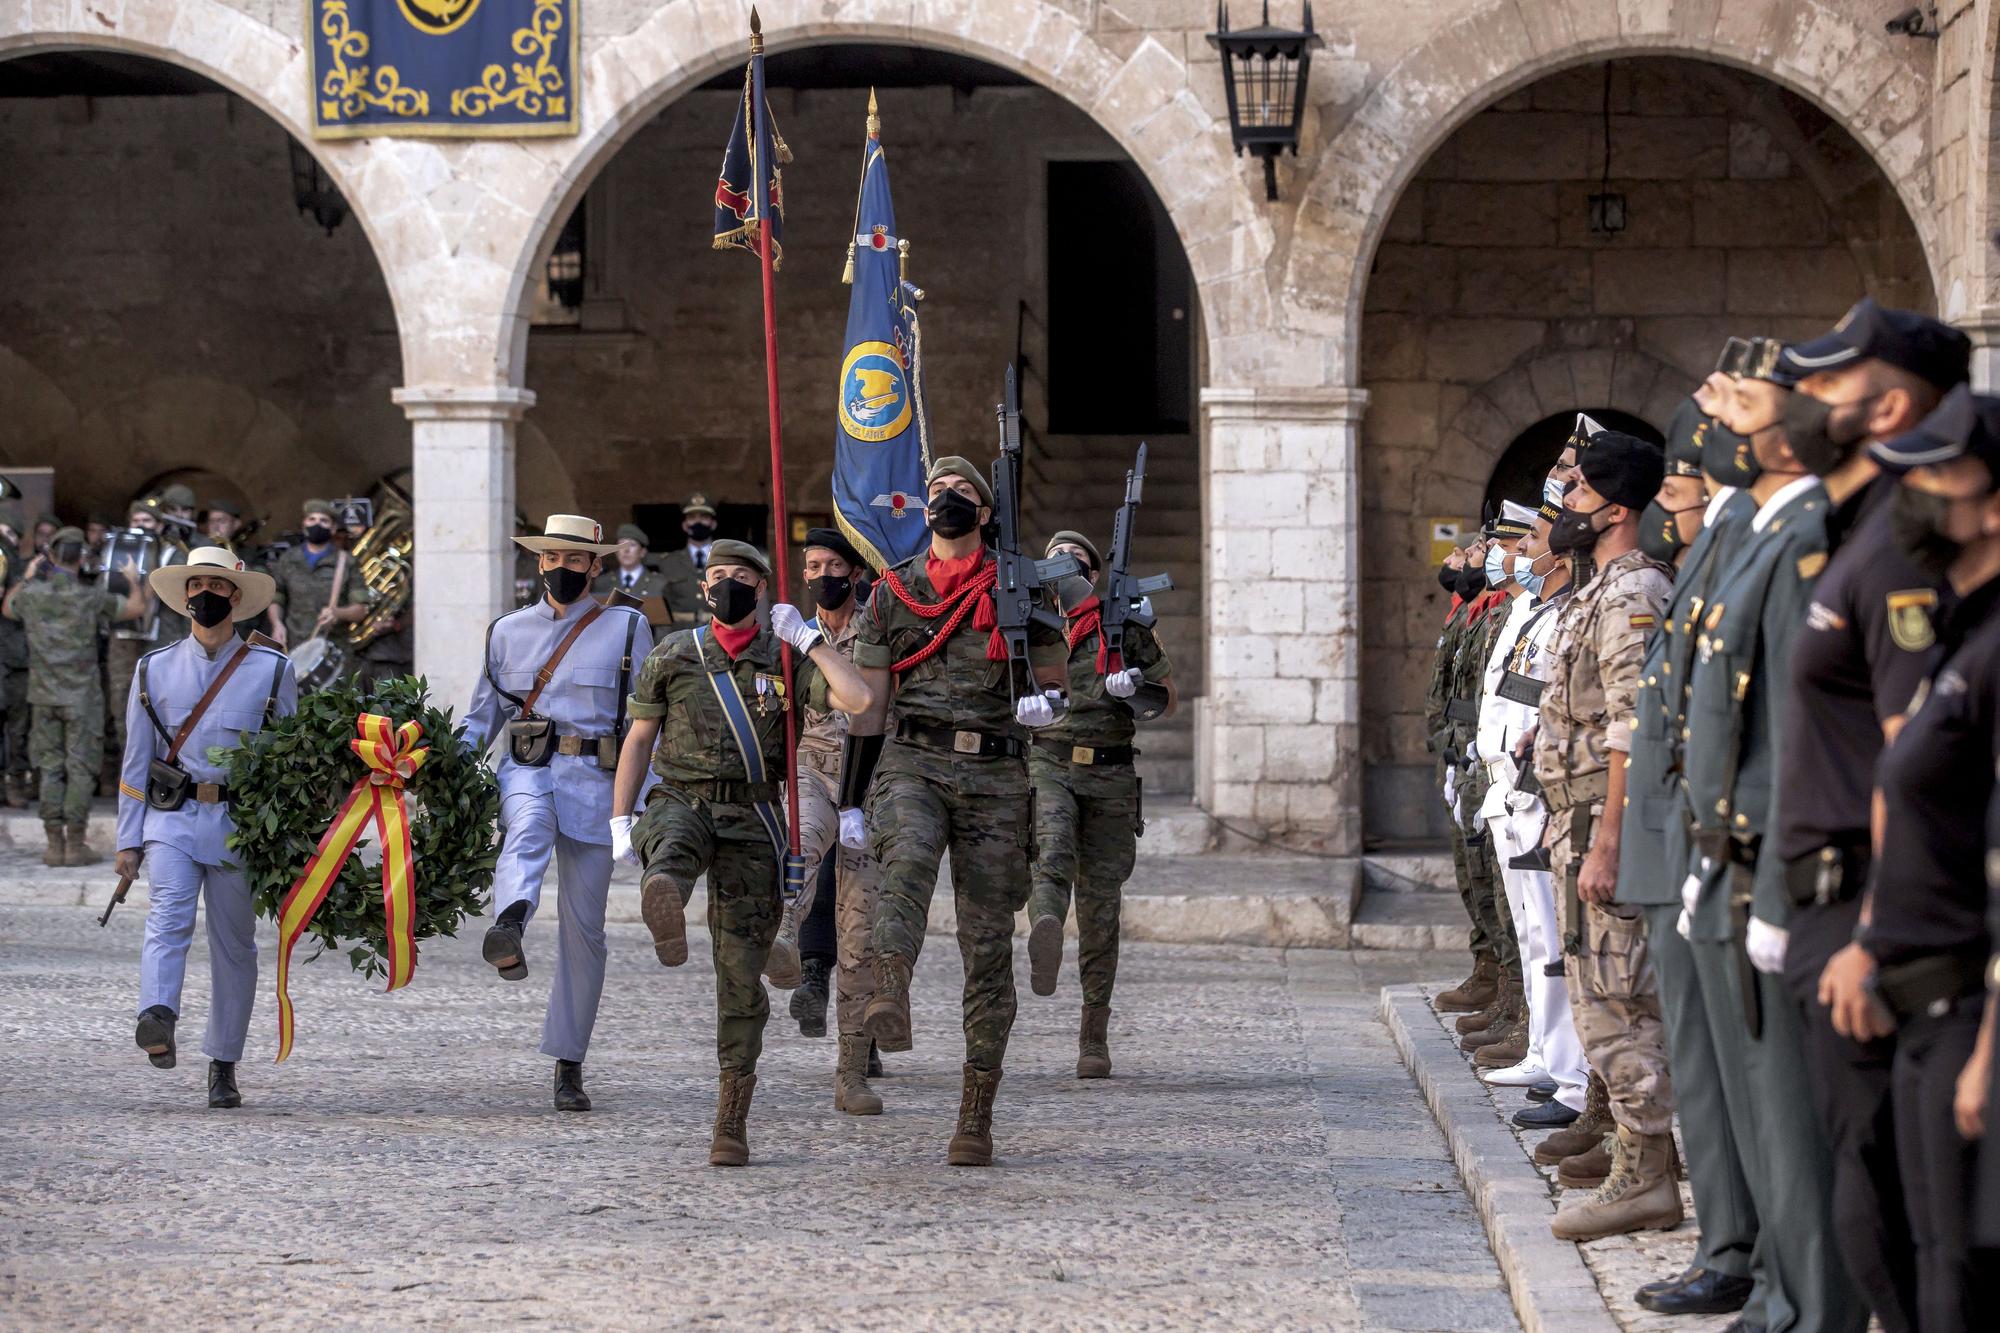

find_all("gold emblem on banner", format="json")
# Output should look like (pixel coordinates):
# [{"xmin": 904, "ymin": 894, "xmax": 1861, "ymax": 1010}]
[{"xmin": 399, "ymin": 0, "xmax": 483, "ymax": 36}]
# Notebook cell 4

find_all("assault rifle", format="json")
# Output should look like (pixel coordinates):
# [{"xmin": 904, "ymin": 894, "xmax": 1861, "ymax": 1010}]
[
  {"xmin": 1100, "ymin": 442, "xmax": 1175, "ymax": 722},
  {"xmin": 992, "ymin": 365, "xmax": 1082, "ymax": 700}
]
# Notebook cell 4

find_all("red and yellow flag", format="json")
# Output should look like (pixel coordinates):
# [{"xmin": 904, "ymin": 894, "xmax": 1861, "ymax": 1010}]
[{"xmin": 273, "ymin": 713, "xmax": 428, "ymax": 1062}]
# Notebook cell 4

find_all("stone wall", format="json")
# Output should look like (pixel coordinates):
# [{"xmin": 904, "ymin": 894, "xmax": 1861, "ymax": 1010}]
[{"xmin": 1358, "ymin": 57, "xmax": 1933, "ymax": 844}]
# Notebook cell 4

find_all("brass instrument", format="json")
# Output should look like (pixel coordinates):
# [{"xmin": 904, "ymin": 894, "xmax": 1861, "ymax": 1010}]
[{"xmin": 347, "ymin": 478, "xmax": 413, "ymax": 650}]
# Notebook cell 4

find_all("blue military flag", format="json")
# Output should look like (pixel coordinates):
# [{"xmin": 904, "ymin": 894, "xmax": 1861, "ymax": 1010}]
[
  {"xmin": 831, "ymin": 91, "xmax": 931, "ymax": 571},
  {"xmin": 712, "ymin": 49, "xmax": 789, "ymax": 267}
]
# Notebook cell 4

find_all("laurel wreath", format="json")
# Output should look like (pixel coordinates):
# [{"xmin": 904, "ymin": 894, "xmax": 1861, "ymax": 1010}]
[{"xmin": 218, "ymin": 675, "xmax": 499, "ymax": 980}]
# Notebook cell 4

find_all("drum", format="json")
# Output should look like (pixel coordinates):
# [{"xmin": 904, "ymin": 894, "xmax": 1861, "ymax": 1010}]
[
  {"xmin": 290, "ymin": 636, "xmax": 350, "ymax": 693},
  {"xmin": 104, "ymin": 528, "xmax": 163, "ymax": 643}
]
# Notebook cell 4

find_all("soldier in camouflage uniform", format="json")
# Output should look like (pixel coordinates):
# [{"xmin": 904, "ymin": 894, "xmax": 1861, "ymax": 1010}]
[
  {"xmin": 1532, "ymin": 431, "xmax": 1681, "ymax": 1241},
  {"xmin": 848, "ymin": 456, "xmax": 1068, "ymax": 1167},
  {"xmin": 2, "ymin": 529, "xmax": 145, "ymax": 865},
  {"xmin": 265, "ymin": 499, "xmax": 364, "ymax": 650},
  {"xmin": 615, "ymin": 539, "xmax": 871, "ymax": 1166},
  {"xmin": 1023, "ymin": 529, "xmax": 1175, "ymax": 1079},
  {"xmin": 1427, "ymin": 541, "xmax": 1498, "ymax": 1013},
  {"xmin": 0, "ymin": 530, "xmax": 30, "ymax": 806}
]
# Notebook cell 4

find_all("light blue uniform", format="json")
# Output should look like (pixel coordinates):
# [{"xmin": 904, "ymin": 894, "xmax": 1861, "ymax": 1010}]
[
  {"xmin": 118, "ymin": 635, "xmax": 297, "ymax": 1062},
  {"xmin": 463, "ymin": 599, "xmax": 651, "ymax": 1062}
]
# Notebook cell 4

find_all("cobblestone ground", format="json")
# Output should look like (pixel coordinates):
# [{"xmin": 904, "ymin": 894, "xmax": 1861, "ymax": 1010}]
[{"xmin": 0, "ymin": 897, "xmax": 1518, "ymax": 1331}]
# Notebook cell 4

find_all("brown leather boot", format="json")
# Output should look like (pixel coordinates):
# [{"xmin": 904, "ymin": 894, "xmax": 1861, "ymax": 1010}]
[
  {"xmin": 42, "ymin": 822, "xmax": 65, "ymax": 867},
  {"xmin": 946, "ymin": 1064, "xmax": 1002, "ymax": 1167},
  {"xmin": 708, "ymin": 1069, "xmax": 756, "ymax": 1167},
  {"xmin": 1436, "ymin": 954, "xmax": 1499, "ymax": 1013},
  {"xmin": 1552, "ymin": 1125, "xmax": 1685, "ymax": 1240},
  {"xmin": 1473, "ymin": 1022, "xmax": 1529, "ymax": 1067},
  {"xmin": 1533, "ymin": 1073, "xmax": 1611, "ymax": 1165},
  {"xmin": 1456, "ymin": 986, "xmax": 1508, "ymax": 1035},
  {"xmin": 1460, "ymin": 988, "xmax": 1522, "ymax": 1051},
  {"xmin": 833, "ymin": 1034, "xmax": 882, "ymax": 1116},
  {"xmin": 65, "ymin": 823, "xmax": 101, "ymax": 867},
  {"xmin": 640, "ymin": 868, "xmax": 689, "ymax": 967},
  {"xmin": 1076, "ymin": 1004, "xmax": 1111, "ymax": 1079},
  {"xmin": 862, "ymin": 954, "xmax": 914, "ymax": 1054},
  {"xmin": 1557, "ymin": 1131, "xmax": 1615, "ymax": 1189}
]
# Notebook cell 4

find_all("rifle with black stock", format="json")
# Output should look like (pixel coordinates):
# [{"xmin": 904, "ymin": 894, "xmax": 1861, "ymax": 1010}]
[
  {"xmin": 991, "ymin": 366, "xmax": 1083, "ymax": 701},
  {"xmin": 1100, "ymin": 441, "xmax": 1176, "ymax": 722}
]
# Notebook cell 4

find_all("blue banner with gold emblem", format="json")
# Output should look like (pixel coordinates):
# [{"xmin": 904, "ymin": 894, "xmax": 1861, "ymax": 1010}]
[
  {"xmin": 830, "ymin": 96, "xmax": 931, "ymax": 572},
  {"xmin": 309, "ymin": 0, "xmax": 578, "ymax": 139}
]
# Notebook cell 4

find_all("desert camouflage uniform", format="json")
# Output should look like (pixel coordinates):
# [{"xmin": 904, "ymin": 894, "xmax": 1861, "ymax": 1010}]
[{"xmin": 10, "ymin": 572, "xmax": 122, "ymax": 826}]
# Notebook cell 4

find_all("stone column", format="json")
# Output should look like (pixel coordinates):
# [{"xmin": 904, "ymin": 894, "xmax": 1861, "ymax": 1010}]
[
  {"xmin": 1198, "ymin": 386, "xmax": 1368, "ymax": 855},
  {"xmin": 1966, "ymin": 307, "xmax": 2000, "ymax": 391},
  {"xmin": 392, "ymin": 385, "xmax": 535, "ymax": 716}
]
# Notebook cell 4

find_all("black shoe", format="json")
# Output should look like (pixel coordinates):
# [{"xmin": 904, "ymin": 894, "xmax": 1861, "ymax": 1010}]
[
  {"xmin": 1636, "ymin": 1268, "xmax": 1754, "ymax": 1316},
  {"xmin": 1716, "ymin": 1321, "xmax": 1764, "ymax": 1333},
  {"xmin": 789, "ymin": 957, "xmax": 830, "ymax": 1038},
  {"xmin": 1512, "ymin": 1099, "xmax": 1581, "ymax": 1129},
  {"xmin": 554, "ymin": 1059, "xmax": 591, "ymax": 1112},
  {"xmin": 867, "ymin": 1038, "xmax": 884, "ymax": 1080},
  {"xmin": 483, "ymin": 919, "xmax": 528, "ymax": 981},
  {"xmin": 1527, "ymin": 1080, "xmax": 1558, "ymax": 1103},
  {"xmin": 207, "ymin": 1060, "xmax": 241, "ymax": 1109},
  {"xmin": 135, "ymin": 1005, "xmax": 177, "ymax": 1069}
]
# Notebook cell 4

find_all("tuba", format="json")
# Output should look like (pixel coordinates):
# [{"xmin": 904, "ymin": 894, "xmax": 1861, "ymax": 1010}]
[{"xmin": 346, "ymin": 478, "xmax": 413, "ymax": 649}]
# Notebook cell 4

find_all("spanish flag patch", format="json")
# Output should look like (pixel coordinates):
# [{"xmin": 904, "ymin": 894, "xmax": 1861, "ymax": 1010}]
[{"xmin": 1629, "ymin": 614, "xmax": 1657, "ymax": 630}]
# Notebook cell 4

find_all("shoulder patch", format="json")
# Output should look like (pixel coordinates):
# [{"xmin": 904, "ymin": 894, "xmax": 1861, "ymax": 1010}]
[
  {"xmin": 1628, "ymin": 614, "xmax": 1657, "ymax": 630},
  {"xmin": 1885, "ymin": 589, "xmax": 1938, "ymax": 653},
  {"xmin": 1795, "ymin": 552, "xmax": 1827, "ymax": 580},
  {"xmin": 1804, "ymin": 602, "xmax": 1847, "ymax": 633}
]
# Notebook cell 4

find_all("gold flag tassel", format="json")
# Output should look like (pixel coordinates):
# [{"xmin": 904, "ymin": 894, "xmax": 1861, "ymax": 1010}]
[{"xmin": 842, "ymin": 87, "xmax": 880, "ymax": 286}]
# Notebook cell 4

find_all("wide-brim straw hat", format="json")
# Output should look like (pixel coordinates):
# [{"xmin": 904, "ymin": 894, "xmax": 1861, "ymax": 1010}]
[
  {"xmin": 513, "ymin": 514, "xmax": 619, "ymax": 556},
  {"xmin": 149, "ymin": 546, "xmax": 277, "ymax": 621}
]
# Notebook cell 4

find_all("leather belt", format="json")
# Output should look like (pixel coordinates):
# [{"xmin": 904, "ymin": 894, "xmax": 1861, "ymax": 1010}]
[
  {"xmin": 1541, "ymin": 768, "xmax": 1609, "ymax": 814},
  {"xmin": 555, "ymin": 734, "xmax": 619, "ymax": 763},
  {"xmin": 194, "ymin": 782, "xmax": 230, "ymax": 805},
  {"xmin": 664, "ymin": 778, "xmax": 781, "ymax": 804},
  {"xmin": 896, "ymin": 720, "xmax": 1022, "ymax": 758},
  {"xmin": 1034, "ymin": 738, "xmax": 1135, "ymax": 767},
  {"xmin": 1875, "ymin": 950, "xmax": 1988, "ymax": 1022},
  {"xmin": 1784, "ymin": 842, "xmax": 1870, "ymax": 909}
]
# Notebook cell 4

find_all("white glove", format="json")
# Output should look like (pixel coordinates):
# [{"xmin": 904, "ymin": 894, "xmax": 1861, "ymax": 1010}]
[
  {"xmin": 610, "ymin": 814, "xmax": 638, "ymax": 867},
  {"xmin": 1676, "ymin": 908, "xmax": 1691, "ymax": 939},
  {"xmin": 768, "ymin": 602, "xmax": 822, "ymax": 655},
  {"xmin": 838, "ymin": 807, "xmax": 866, "ymax": 849},
  {"xmin": 1746, "ymin": 917, "xmax": 1789, "ymax": 975},
  {"xmin": 1442, "ymin": 766, "xmax": 1459, "ymax": 814},
  {"xmin": 1135, "ymin": 596, "xmax": 1154, "ymax": 620},
  {"xmin": 1680, "ymin": 865, "xmax": 1706, "ymax": 917},
  {"xmin": 1504, "ymin": 788, "xmax": 1538, "ymax": 815},
  {"xmin": 1104, "ymin": 667, "xmax": 1145, "ymax": 699},
  {"xmin": 1016, "ymin": 693, "xmax": 1056, "ymax": 728}
]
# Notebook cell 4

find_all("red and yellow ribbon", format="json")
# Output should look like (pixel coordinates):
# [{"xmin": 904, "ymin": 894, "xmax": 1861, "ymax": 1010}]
[{"xmin": 274, "ymin": 713, "xmax": 429, "ymax": 1062}]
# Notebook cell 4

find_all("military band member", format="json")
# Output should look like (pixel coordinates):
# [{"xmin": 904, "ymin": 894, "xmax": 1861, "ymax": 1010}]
[
  {"xmin": 614, "ymin": 539, "xmax": 871, "ymax": 1164},
  {"xmin": 117, "ymin": 548, "xmax": 296, "ymax": 1108},
  {"xmin": 3, "ymin": 528, "xmax": 146, "ymax": 865},
  {"xmin": 592, "ymin": 524, "xmax": 671, "ymax": 603},
  {"xmin": 463, "ymin": 515, "xmax": 653, "ymax": 1114},
  {"xmin": 654, "ymin": 494, "xmax": 720, "ymax": 625},
  {"xmin": 266, "ymin": 499, "xmax": 364, "ymax": 650},
  {"xmin": 1023, "ymin": 528, "xmax": 1176, "ymax": 1080},
  {"xmin": 845, "ymin": 455, "xmax": 1067, "ymax": 1167}
]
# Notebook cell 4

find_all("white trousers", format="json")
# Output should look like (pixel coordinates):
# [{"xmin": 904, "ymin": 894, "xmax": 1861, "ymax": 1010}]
[
  {"xmin": 493, "ymin": 789, "xmax": 614, "ymax": 1064},
  {"xmin": 1487, "ymin": 807, "xmax": 1590, "ymax": 1111},
  {"xmin": 137, "ymin": 843, "xmax": 258, "ymax": 1063}
]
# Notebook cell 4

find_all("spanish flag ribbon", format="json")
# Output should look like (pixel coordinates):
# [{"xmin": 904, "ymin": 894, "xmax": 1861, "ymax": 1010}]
[{"xmin": 273, "ymin": 713, "xmax": 429, "ymax": 1062}]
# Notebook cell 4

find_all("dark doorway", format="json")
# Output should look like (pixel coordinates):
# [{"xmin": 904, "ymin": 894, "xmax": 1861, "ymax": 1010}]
[{"xmin": 1484, "ymin": 409, "xmax": 1663, "ymax": 515}]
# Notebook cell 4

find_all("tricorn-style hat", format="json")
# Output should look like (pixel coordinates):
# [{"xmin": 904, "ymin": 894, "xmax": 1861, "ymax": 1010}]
[
  {"xmin": 513, "ymin": 514, "xmax": 620, "ymax": 556},
  {"xmin": 1664, "ymin": 398, "xmax": 1706, "ymax": 478},
  {"xmin": 149, "ymin": 546, "xmax": 276, "ymax": 621}
]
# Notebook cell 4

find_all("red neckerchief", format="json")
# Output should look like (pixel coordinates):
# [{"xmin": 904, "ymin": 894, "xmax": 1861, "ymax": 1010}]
[
  {"xmin": 1064, "ymin": 596, "xmax": 1115, "ymax": 673},
  {"xmin": 926, "ymin": 550, "xmax": 986, "ymax": 596},
  {"xmin": 880, "ymin": 550, "xmax": 1006, "ymax": 670},
  {"xmin": 710, "ymin": 619, "xmax": 758, "ymax": 660}
]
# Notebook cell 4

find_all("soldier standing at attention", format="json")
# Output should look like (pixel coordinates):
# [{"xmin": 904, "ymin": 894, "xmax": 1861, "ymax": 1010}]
[
  {"xmin": 845, "ymin": 456, "xmax": 1068, "ymax": 1167},
  {"xmin": 1023, "ymin": 529, "xmax": 1175, "ymax": 1079},
  {"xmin": 0, "ymin": 527, "xmax": 29, "ymax": 808},
  {"xmin": 265, "ymin": 500, "xmax": 365, "ymax": 650},
  {"xmin": 654, "ymin": 495, "xmax": 720, "ymax": 626},
  {"xmin": 592, "ymin": 524, "xmax": 671, "ymax": 604},
  {"xmin": 3, "ymin": 528, "xmax": 145, "ymax": 866},
  {"xmin": 1532, "ymin": 431, "xmax": 1681, "ymax": 1242},
  {"xmin": 464, "ymin": 516, "xmax": 653, "ymax": 1114},
  {"xmin": 614, "ymin": 539, "xmax": 870, "ymax": 1164},
  {"xmin": 1428, "ymin": 542, "xmax": 1501, "ymax": 1017}
]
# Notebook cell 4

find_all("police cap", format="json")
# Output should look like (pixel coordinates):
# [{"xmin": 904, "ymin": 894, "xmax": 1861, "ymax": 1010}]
[
  {"xmin": 1870, "ymin": 384, "xmax": 2000, "ymax": 477},
  {"xmin": 1781, "ymin": 298, "xmax": 1970, "ymax": 392},
  {"xmin": 1578, "ymin": 431, "xmax": 1666, "ymax": 509}
]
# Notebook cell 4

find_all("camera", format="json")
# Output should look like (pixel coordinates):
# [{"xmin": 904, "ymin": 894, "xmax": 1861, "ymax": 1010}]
[{"xmin": 1885, "ymin": 6, "xmax": 1937, "ymax": 38}]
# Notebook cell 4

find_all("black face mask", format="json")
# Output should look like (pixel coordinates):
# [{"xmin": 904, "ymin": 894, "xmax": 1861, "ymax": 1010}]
[
  {"xmin": 1549, "ymin": 502, "xmax": 1609, "ymax": 555},
  {"xmin": 1454, "ymin": 565, "xmax": 1489, "ymax": 598},
  {"xmin": 1437, "ymin": 564, "xmax": 1460, "ymax": 592},
  {"xmin": 707, "ymin": 577, "xmax": 761, "ymax": 625},
  {"xmin": 809, "ymin": 573, "xmax": 853, "ymax": 611},
  {"xmin": 1890, "ymin": 487, "xmax": 1966, "ymax": 583},
  {"xmin": 1701, "ymin": 421, "xmax": 1764, "ymax": 488},
  {"xmin": 187, "ymin": 590, "xmax": 235, "ymax": 629},
  {"xmin": 1782, "ymin": 393, "xmax": 1876, "ymax": 477},
  {"xmin": 686, "ymin": 522, "xmax": 715, "ymax": 543},
  {"xmin": 303, "ymin": 524, "xmax": 334, "ymax": 546},
  {"xmin": 541, "ymin": 565, "xmax": 591, "ymax": 605},
  {"xmin": 926, "ymin": 489, "xmax": 982, "ymax": 540},
  {"xmin": 1638, "ymin": 499, "xmax": 1703, "ymax": 564}
]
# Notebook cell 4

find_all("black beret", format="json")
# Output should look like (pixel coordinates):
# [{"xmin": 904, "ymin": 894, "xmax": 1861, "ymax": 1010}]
[
  {"xmin": 1781, "ymin": 298, "xmax": 1970, "ymax": 393},
  {"xmin": 1578, "ymin": 430, "xmax": 1666, "ymax": 509},
  {"xmin": 802, "ymin": 526, "xmax": 866, "ymax": 570}
]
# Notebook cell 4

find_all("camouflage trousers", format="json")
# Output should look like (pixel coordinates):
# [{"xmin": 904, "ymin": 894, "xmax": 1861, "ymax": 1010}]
[
  {"xmin": 795, "ymin": 761, "xmax": 879, "ymax": 1037},
  {"xmin": 105, "ymin": 637, "xmax": 145, "ymax": 758},
  {"xmin": 1027, "ymin": 748, "xmax": 1140, "ymax": 1009},
  {"xmin": 30, "ymin": 697, "xmax": 104, "ymax": 826},
  {"xmin": 1553, "ymin": 802, "xmax": 1674, "ymax": 1136},
  {"xmin": 634, "ymin": 792, "xmax": 782, "ymax": 1073},
  {"xmin": 868, "ymin": 739, "xmax": 1032, "ymax": 1073},
  {"xmin": 2, "ymin": 664, "xmax": 29, "ymax": 776}
]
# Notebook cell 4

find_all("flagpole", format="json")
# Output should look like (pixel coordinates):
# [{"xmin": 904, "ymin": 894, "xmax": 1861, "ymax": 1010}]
[{"xmin": 748, "ymin": 8, "xmax": 803, "ymax": 871}]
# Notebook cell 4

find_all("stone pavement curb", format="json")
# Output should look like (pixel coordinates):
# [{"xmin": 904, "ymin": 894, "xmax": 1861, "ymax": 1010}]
[{"xmin": 1380, "ymin": 983, "xmax": 1621, "ymax": 1333}]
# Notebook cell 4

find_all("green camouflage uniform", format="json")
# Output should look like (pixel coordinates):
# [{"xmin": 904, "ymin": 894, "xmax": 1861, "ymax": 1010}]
[
  {"xmin": 1426, "ymin": 596, "xmax": 1492, "ymax": 964},
  {"xmin": 1028, "ymin": 615, "xmax": 1168, "ymax": 1008},
  {"xmin": 855, "ymin": 550, "xmax": 1065, "ymax": 1072},
  {"xmin": 268, "ymin": 544, "xmax": 358, "ymax": 650},
  {"xmin": 629, "ymin": 624, "xmax": 824, "ymax": 1072},
  {"xmin": 0, "ymin": 538, "xmax": 29, "ymax": 787},
  {"xmin": 9, "ymin": 573, "xmax": 121, "ymax": 825},
  {"xmin": 1446, "ymin": 594, "xmax": 1520, "ymax": 985}
]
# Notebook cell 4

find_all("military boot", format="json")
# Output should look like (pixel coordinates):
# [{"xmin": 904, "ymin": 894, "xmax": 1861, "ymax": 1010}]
[
  {"xmin": 640, "ymin": 868, "xmax": 689, "ymax": 967},
  {"xmin": 867, "ymin": 1039, "xmax": 884, "ymax": 1079},
  {"xmin": 208, "ymin": 1060, "xmax": 242, "ymax": 1109},
  {"xmin": 1436, "ymin": 954, "xmax": 1498, "ymax": 1013},
  {"xmin": 834, "ymin": 1033, "xmax": 883, "ymax": 1116},
  {"xmin": 862, "ymin": 954, "xmax": 913, "ymax": 1054},
  {"xmin": 1460, "ymin": 987, "xmax": 1522, "ymax": 1052},
  {"xmin": 65, "ymin": 823, "xmax": 101, "ymax": 867},
  {"xmin": 1077, "ymin": 1004, "xmax": 1111, "ymax": 1079},
  {"xmin": 708, "ymin": 1069, "xmax": 757, "ymax": 1167},
  {"xmin": 1473, "ymin": 1019, "xmax": 1529, "ymax": 1068},
  {"xmin": 3, "ymin": 771, "xmax": 28, "ymax": 808},
  {"xmin": 1557, "ymin": 1131, "xmax": 1615, "ymax": 1189},
  {"xmin": 764, "ymin": 897, "xmax": 803, "ymax": 990},
  {"xmin": 1027, "ymin": 913, "xmax": 1063, "ymax": 996},
  {"xmin": 1458, "ymin": 981, "xmax": 1519, "ymax": 1043},
  {"xmin": 1533, "ymin": 1073, "xmax": 1611, "ymax": 1166},
  {"xmin": 790, "ymin": 957, "xmax": 830, "ymax": 1038},
  {"xmin": 42, "ymin": 822, "xmax": 65, "ymax": 868},
  {"xmin": 1456, "ymin": 989, "xmax": 1506, "ymax": 1035},
  {"xmin": 946, "ymin": 1064, "xmax": 1003, "ymax": 1167},
  {"xmin": 1551, "ymin": 1125, "xmax": 1685, "ymax": 1241},
  {"xmin": 554, "ymin": 1059, "xmax": 591, "ymax": 1112}
]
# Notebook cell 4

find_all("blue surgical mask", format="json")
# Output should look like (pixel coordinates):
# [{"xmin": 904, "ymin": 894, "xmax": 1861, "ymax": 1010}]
[
  {"xmin": 1483, "ymin": 544, "xmax": 1512, "ymax": 588},
  {"xmin": 1543, "ymin": 475, "xmax": 1569, "ymax": 508},
  {"xmin": 1515, "ymin": 553, "xmax": 1549, "ymax": 599}
]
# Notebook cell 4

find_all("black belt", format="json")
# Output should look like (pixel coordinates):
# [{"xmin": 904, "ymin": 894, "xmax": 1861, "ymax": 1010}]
[
  {"xmin": 1874, "ymin": 950, "xmax": 1988, "ymax": 1022},
  {"xmin": 895, "ymin": 720, "xmax": 1022, "ymax": 758},
  {"xmin": 1034, "ymin": 738, "xmax": 1135, "ymax": 767},
  {"xmin": 1445, "ymin": 699, "xmax": 1479, "ymax": 723},
  {"xmin": 663, "ymin": 778, "xmax": 780, "ymax": 804},
  {"xmin": 1784, "ymin": 841, "xmax": 1870, "ymax": 909},
  {"xmin": 1696, "ymin": 830, "xmax": 1759, "ymax": 867}
]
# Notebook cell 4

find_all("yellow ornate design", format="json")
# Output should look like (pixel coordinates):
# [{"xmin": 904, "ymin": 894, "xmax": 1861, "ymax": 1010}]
[
  {"xmin": 318, "ymin": 1, "xmax": 430, "ymax": 122},
  {"xmin": 449, "ymin": 0, "xmax": 568, "ymax": 119},
  {"xmin": 398, "ymin": 0, "xmax": 483, "ymax": 37}
]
